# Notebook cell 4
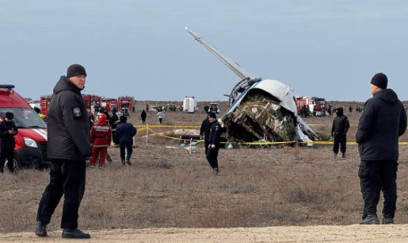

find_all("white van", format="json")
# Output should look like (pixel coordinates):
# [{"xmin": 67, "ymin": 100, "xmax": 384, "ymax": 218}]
[{"xmin": 182, "ymin": 96, "xmax": 197, "ymax": 113}]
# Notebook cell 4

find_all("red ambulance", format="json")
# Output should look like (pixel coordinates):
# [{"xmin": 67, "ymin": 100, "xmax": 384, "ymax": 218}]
[{"xmin": 0, "ymin": 84, "xmax": 49, "ymax": 170}]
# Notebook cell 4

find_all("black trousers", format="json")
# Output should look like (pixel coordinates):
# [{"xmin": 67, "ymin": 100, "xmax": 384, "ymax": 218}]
[
  {"xmin": 36, "ymin": 159, "xmax": 86, "ymax": 230},
  {"xmin": 0, "ymin": 148, "xmax": 14, "ymax": 172},
  {"xmin": 359, "ymin": 160, "xmax": 398, "ymax": 220},
  {"xmin": 120, "ymin": 144, "xmax": 133, "ymax": 161},
  {"xmin": 333, "ymin": 133, "xmax": 347, "ymax": 154},
  {"xmin": 206, "ymin": 147, "xmax": 219, "ymax": 170},
  {"xmin": 204, "ymin": 139, "xmax": 209, "ymax": 155}
]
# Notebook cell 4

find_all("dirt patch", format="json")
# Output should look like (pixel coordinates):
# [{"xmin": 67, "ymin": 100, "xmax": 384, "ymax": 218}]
[{"xmin": 2, "ymin": 225, "xmax": 408, "ymax": 242}]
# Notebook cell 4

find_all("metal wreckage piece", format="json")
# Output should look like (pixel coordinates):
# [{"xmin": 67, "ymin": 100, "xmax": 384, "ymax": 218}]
[{"xmin": 186, "ymin": 27, "xmax": 320, "ymax": 143}]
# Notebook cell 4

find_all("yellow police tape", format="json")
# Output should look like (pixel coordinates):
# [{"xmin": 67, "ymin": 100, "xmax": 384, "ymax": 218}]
[{"xmin": 134, "ymin": 124, "xmax": 408, "ymax": 146}]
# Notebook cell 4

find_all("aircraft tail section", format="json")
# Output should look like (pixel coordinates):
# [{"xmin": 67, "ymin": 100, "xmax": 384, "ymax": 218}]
[{"xmin": 185, "ymin": 26, "xmax": 252, "ymax": 81}]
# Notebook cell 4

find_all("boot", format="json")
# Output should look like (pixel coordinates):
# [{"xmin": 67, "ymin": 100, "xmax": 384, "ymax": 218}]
[
  {"xmin": 382, "ymin": 218, "xmax": 394, "ymax": 224},
  {"xmin": 62, "ymin": 229, "xmax": 91, "ymax": 239},
  {"xmin": 342, "ymin": 153, "xmax": 346, "ymax": 159},
  {"xmin": 34, "ymin": 221, "xmax": 47, "ymax": 237},
  {"xmin": 360, "ymin": 214, "xmax": 379, "ymax": 224}
]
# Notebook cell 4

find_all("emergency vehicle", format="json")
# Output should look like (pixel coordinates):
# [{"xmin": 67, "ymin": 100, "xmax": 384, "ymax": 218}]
[
  {"xmin": 296, "ymin": 96, "xmax": 327, "ymax": 116},
  {"xmin": 182, "ymin": 96, "xmax": 197, "ymax": 113},
  {"xmin": 40, "ymin": 95, "xmax": 52, "ymax": 116},
  {"xmin": 118, "ymin": 96, "xmax": 135, "ymax": 116},
  {"xmin": 82, "ymin": 94, "xmax": 101, "ymax": 114},
  {"xmin": 0, "ymin": 84, "xmax": 49, "ymax": 170},
  {"xmin": 101, "ymin": 98, "xmax": 118, "ymax": 112}
]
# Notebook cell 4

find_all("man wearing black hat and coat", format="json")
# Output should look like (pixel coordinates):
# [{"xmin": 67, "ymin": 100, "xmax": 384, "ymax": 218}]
[
  {"xmin": 0, "ymin": 112, "xmax": 18, "ymax": 173},
  {"xmin": 356, "ymin": 72, "xmax": 407, "ymax": 225},
  {"xmin": 35, "ymin": 64, "xmax": 92, "ymax": 239},
  {"xmin": 331, "ymin": 107, "xmax": 349, "ymax": 159},
  {"xmin": 200, "ymin": 114, "xmax": 211, "ymax": 155},
  {"xmin": 206, "ymin": 112, "xmax": 222, "ymax": 174}
]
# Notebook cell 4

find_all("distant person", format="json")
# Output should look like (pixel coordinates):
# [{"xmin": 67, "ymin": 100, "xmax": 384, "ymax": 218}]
[
  {"xmin": 157, "ymin": 111, "xmax": 165, "ymax": 124},
  {"xmin": 87, "ymin": 108, "xmax": 94, "ymax": 129},
  {"xmin": 206, "ymin": 112, "xmax": 222, "ymax": 174},
  {"xmin": 199, "ymin": 114, "xmax": 211, "ymax": 154},
  {"xmin": 331, "ymin": 107, "xmax": 349, "ymax": 159},
  {"xmin": 89, "ymin": 113, "xmax": 112, "ymax": 168},
  {"xmin": 109, "ymin": 108, "xmax": 119, "ymax": 145},
  {"xmin": 141, "ymin": 109, "xmax": 147, "ymax": 124},
  {"xmin": 35, "ymin": 64, "xmax": 91, "ymax": 239},
  {"xmin": 0, "ymin": 112, "xmax": 18, "ymax": 173},
  {"xmin": 116, "ymin": 116, "xmax": 137, "ymax": 165},
  {"xmin": 146, "ymin": 103, "xmax": 149, "ymax": 112},
  {"xmin": 356, "ymin": 73, "xmax": 407, "ymax": 225}
]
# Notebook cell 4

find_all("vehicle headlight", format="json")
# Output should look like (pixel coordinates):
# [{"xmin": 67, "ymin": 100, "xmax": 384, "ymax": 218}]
[{"xmin": 24, "ymin": 137, "xmax": 38, "ymax": 148}]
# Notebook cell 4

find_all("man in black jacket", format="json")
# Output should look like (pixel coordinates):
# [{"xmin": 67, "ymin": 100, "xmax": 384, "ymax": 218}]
[
  {"xmin": 331, "ymin": 107, "xmax": 350, "ymax": 159},
  {"xmin": 35, "ymin": 64, "xmax": 92, "ymax": 239},
  {"xmin": 356, "ymin": 73, "xmax": 407, "ymax": 225},
  {"xmin": 0, "ymin": 112, "xmax": 18, "ymax": 173},
  {"xmin": 199, "ymin": 114, "xmax": 211, "ymax": 154},
  {"xmin": 206, "ymin": 112, "xmax": 222, "ymax": 174}
]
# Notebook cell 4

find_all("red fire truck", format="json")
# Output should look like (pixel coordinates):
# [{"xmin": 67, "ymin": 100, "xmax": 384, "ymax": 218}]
[
  {"xmin": 0, "ymin": 84, "xmax": 50, "ymax": 170},
  {"xmin": 82, "ymin": 94, "xmax": 101, "ymax": 114},
  {"xmin": 101, "ymin": 98, "xmax": 118, "ymax": 112},
  {"xmin": 296, "ymin": 96, "xmax": 327, "ymax": 117},
  {"xmin": 118, "ymin": 96, "xmax": 135, "ymax": 116},
  {"xmin": 40, "ymin": 95, "xmax": 52, "ymax": 116}
]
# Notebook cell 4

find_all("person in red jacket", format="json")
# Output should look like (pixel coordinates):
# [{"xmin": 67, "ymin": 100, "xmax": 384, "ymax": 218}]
[{"xmin": 89, "ymin": 113, "xmax": 111, "ymax": 168}]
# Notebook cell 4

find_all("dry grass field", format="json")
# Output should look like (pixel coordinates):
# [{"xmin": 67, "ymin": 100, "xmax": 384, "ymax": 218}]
[{"xmin": 1, "ymin": 100, "xmax": 408, "ymax": 242}]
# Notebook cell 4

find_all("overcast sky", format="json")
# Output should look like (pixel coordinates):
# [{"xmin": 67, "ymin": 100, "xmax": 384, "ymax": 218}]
[{"xmin": 1, "ymin": 0, "xmax": 407, "ymax": 102}]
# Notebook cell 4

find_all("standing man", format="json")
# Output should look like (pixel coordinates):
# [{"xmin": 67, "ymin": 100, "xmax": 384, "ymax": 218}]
[
  {"xmin": 157, "ymin": 110, "xmax": 165, "ymax": 124},
  {"xmin": 35, "ymin": 64, "xmax": 92, "ymax": 239},
  {"xmin": 331, "ymin": 107, "xmax": 350, "ymax": 159},
  {"xmin": 116, "ymin": 115, "xmax": 137, "ymax": 165},
  {"xmin": 199, "ymin": 114, "xmax": 211, "ymax": 154},
  {"xmin": 356, "ymin": 73, "xmax": 407, "ymax": 224},
  {"xmin": 89, "ymin": 113, "xmax": 112, "ymax": 168},
  {"xmin": 0, "ymin": 112, "xmax": 18, "ymax": 173},
  {"xmin": 109, "ymin": 107, "xmax": 119, "ymax": 145},
  {"xmin": 140, "ymin": 109, "xmax": 147, "ymax": 124},
  {"xmin": 206, "ymin": 112, "xmax": 222, "ymax": 174}
]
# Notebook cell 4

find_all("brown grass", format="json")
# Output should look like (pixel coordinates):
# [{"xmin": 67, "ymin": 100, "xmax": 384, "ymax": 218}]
[{"xmin": 1, "ymin": 101, "xmax": 408, "ymax": 233}]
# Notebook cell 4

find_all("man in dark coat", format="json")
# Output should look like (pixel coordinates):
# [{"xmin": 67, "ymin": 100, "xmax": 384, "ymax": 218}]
[
  {"xmin": 331, "ymin": 107, "xmax": 350, "ymax": 159},
  {"xmin": 109, "ymin": 108, "xmax": 119, "ymax": 144},
  {"xmin": 140, "ymin": 109, "xmax": 147, "ymax": 124},
  {"xmin": 116, "ymin": 115, "xmax": 137, "ymax": 165},
  {"xmin": 0, "ymin": 112, "xmax": 18, "ymax": 173},
  {"xmin": 199, "ymin": 114, "xmax": 211, "ymax": 154},
  {"xmin": 206, "ymin": 112, "xmax": 222, "ymax": 174},
  {"xmin": 35, "ymin": 64, "xmax": 92, "ymax": 239},
  {"xmin": 356, "ymin": 73, "xmax": 407, "ymax": 225}
]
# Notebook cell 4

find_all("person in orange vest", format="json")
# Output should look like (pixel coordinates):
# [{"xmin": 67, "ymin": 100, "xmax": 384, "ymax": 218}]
[{"xmin": 89, "ymin": 113, "xmax": 112, "ymax": 168}]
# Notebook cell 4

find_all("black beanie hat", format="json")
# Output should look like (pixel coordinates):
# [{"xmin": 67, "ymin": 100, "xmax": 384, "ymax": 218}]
[
  {"xmin": 209, "ymin": 112, "xmax": 216, "ymax": 119},
  {"xmin": 5, "ymin": 112, "xmax": 14, "ymax": 120},
  {"xmin": 371, "ymin": 73, "xmax": 388, "ymax": 89},
  {"xmin": 67, "ymin": 64, "xmax": 87, "ymax": 78}
]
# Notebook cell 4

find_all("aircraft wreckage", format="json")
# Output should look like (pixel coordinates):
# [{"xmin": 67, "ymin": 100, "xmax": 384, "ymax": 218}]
[{"xmin": 186, "ymin": 27, "xmax": 320, "ymax": 143}]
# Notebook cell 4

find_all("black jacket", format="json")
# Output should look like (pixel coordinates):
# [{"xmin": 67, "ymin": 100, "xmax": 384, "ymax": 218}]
[
  {"xmin": 0, "ymin": 120, "xmax": 18, "ymax": 149},
  {"xmin": 200, "ymin": 118, "xmax": 211, "ymax": 141},
  {"xmin": 208, "ymin": 121, "xmax": 222, "ymax": 148},
  {"xmin": 331, "ymin": 110, "xmax": 350, "ymax": 136},
  {"xmin": 356, "ymin": 89, "xmax": 407, "ymax": 160},
  {"xmin": 47, "ymin": 76, "xmax": 92, "ymax": 160},
  {"xmin": 116, "ymin": 122, "xmax": 137, "ymax": 146}
]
